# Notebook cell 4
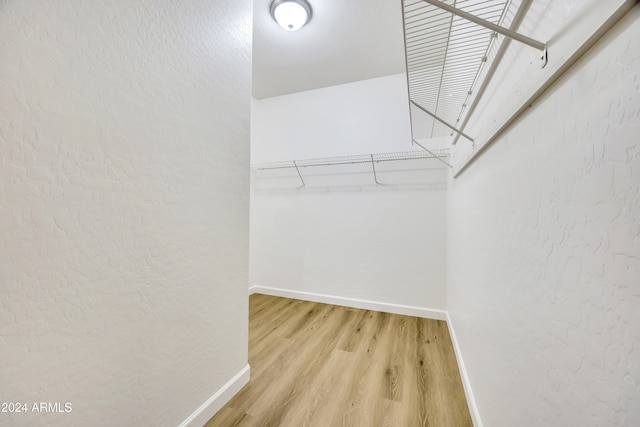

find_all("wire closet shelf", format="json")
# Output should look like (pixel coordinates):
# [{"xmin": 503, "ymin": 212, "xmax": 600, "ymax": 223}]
[
  {"xmin": 252, "ymin": 148, "xmax": 450, "ymax": 171},
  {"xmin": 402, "ymin": 0, "xmax": 551, "ymax": 148},
  {"xmin": 252, "ymin": 149, "xmax": 451, "ymax": 188}
]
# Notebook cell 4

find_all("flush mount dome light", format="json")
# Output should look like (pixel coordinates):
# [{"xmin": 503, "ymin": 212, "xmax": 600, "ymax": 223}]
[{"xmin": 270, "ymin": 0, "xmax": 312, "ymax": 31}]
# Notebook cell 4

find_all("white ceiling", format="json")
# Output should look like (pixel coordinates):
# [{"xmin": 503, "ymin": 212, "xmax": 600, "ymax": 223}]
[{"xmin": 252, "ymin": 0, "xmax": 408, "ymax": 99}]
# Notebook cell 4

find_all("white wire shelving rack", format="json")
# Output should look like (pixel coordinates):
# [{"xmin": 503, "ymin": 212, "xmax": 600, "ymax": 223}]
[
  {"xmin": 252, "ymin": 148, "xmax": 450, "ymax": 188},
  {"xmin": 403, "ymin": 0, "xmax": 636, "ymax": 177},
  {"xmin": 402, "ymin": 0, "xmax": 547, "ymax": 145}
]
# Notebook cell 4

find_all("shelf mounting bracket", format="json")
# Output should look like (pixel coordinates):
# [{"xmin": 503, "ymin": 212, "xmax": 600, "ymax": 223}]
[
  {"xmin": 411, "ymin": 100, "xmax": 474, "ymax": 142},
  {"xmin": 293, "ymin": 161, "xmax": 306, "ymax": 188},
  {"xmin": 370, "ymin": 154, "xmax": 382, "ymax": 185},
  {"xmin": 412, "ymin": 139, "xmax": 453, "ymax": 168},
  {"xmin": 421, "ymin": 0, "xmax": 547, "ymax": 56}
]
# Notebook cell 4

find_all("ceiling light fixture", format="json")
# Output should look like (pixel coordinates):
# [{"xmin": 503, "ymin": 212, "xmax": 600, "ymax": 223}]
[{"xmin": 270, "ymin": 0, "xmax": 312, "ymax": 32}]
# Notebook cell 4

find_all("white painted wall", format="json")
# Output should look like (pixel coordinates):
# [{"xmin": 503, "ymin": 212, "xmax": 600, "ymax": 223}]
[
  {"xmin": 251, "ymin": 73, "xmax": 413, "ymax": 162},
  {"xmin": 250, "ymin": 183, "xmax": 448, "ymax": 313},
  {"xmin": 0, "ymin": 1, "xmax": 251, "ymax": 426},
  {"xmin": 250, "ymin": 74, "xmax": 448, "ymax": 313},
  {"xmin": 447, "ymin": 7, "xmax": 640, "ymax": 427}
]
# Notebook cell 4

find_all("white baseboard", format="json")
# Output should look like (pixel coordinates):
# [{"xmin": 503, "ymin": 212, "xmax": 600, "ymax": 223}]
[
  {"xmin": 178, "ymin": 364, "xmax": 250, "ymax": 427},
  {"xmin": 446, "ymin": 313, "xmax": 482, "ymax": 427},
  {"xmin": 250, "ymin": 285, "xmax": 447, "ymax": 321}
]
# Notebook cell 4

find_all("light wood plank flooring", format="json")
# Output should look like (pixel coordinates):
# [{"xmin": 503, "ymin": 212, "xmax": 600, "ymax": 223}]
[{"xmin": 205, "ymin": 294, "xmax": 472, "ymax": 427}]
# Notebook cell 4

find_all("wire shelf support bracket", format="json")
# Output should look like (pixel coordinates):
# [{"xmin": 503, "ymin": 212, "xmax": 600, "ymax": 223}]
[
  {"xmin": 292, "ymin": 160, "xmax": 306, "ymax": 188},
  {"xmin": 370, "ymin": 154, "xmax": 383, "ymax": 185},
  {"xmin": 410, "ymin": 100, "xmax": 475, "ymax": 143},
  {"xmin": 420, "ymin": 0, "xmax": 548, "ymax": 68},
  {"xmin": 412, "ymin": 139, "xmax": 453, "ymax": 168}
]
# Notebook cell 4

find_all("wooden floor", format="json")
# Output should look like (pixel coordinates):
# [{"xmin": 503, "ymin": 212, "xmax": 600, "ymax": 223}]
[{"xmin": 205, "ymin": 294, "xmax": 472, "ymax": 427}]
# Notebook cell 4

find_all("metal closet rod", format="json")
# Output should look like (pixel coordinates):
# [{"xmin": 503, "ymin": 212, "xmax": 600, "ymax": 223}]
[{"xmin": 420, "ymin": 0, "xmax": 546, "ymax": 51}]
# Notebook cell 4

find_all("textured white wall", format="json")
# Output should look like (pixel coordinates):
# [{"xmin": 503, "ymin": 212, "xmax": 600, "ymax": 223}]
[
  {"xmin": 448, "ymin": 7, "xmax": 640, "ymax": 427},
  {"xmin": 251, "ymin": 73, "xmax": 413, "ymax": 162},
  {"xmin": 250, "ymin": 75, "xmax": 448, "ymax": 312},
  {"xmin": 0, "ymin": 1, "xmax": 251, "ymax": 426},
  {"xmin": 250, "ymin": 182, "xmax": 448, "ymax": 310}
]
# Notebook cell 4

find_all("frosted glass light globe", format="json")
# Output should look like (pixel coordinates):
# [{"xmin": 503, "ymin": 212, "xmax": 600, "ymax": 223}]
[{"xmin": 271, "ymin": 0, "xmax": 312, "ymax": 32}]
